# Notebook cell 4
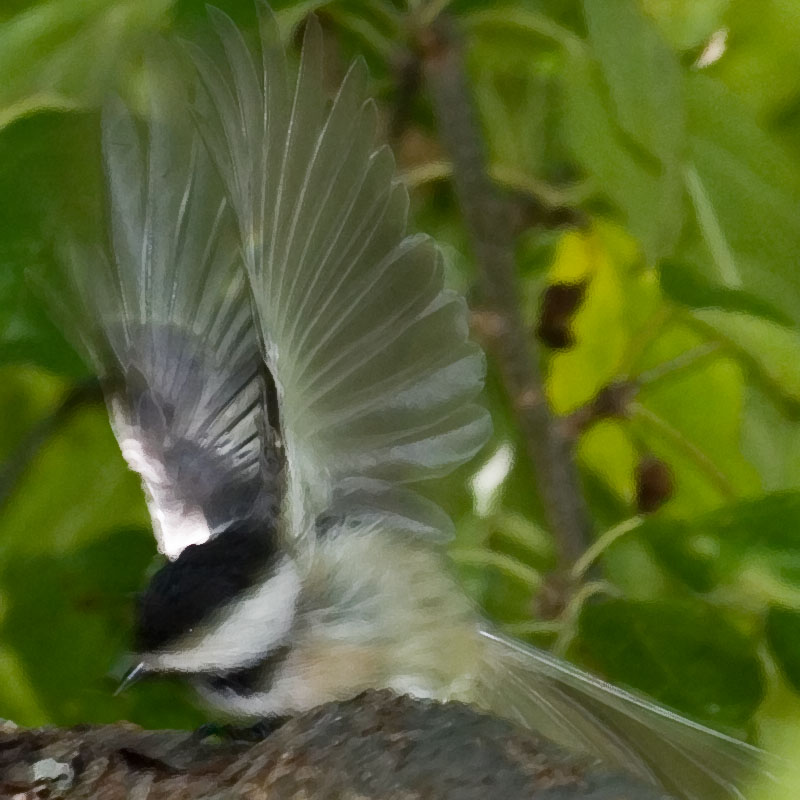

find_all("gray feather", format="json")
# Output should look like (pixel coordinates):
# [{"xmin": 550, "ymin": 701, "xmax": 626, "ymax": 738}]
[
  {"xmin": 193, "ymin": 4, "xmax": 492, "ymax": 550},
  {"xmin": 46, "ymin": 60, "xmax": 281, "ymax": 558}
]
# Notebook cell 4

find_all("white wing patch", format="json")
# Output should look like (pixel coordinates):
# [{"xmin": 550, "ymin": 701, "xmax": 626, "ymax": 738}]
[
  {"xmin": 47, "ymin": 80, "xmax": 277, "ymax": 561},
  {"xmin": 119, "ymin": 436, "xmax": 212, "ymax": 559}
]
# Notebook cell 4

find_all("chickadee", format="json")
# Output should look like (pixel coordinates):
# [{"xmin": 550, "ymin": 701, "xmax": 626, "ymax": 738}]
[{"xmin": 46, "ymin": 5, "xmax": 779, "ymax": 799}]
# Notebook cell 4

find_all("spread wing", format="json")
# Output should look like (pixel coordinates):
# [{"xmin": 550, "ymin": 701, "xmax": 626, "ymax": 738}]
[
  {"xmin": 477, "ymin": 630, "xmax": 782, "ymax": 800},
  {"xmin": 190, "ymin": 4, "xmax": 491, "ymax": 548},
  {"xmin": 44, "ymin": 73, "xmax": 280, "ymax": 559}
]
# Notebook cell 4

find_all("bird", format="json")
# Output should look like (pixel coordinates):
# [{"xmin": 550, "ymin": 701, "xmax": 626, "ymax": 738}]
[{"xmin": 44, "ymin": 4, "xmax": 781, "ymax": 798}]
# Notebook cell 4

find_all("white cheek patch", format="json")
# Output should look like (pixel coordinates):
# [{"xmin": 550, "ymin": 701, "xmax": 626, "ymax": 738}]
[
  {"xmin": 149, "ymin": 558, "xmax": 301, "ymax": 673},
  {"xmin": 119, "ymin": 437, "xmax": 212, "ymax": 559}
]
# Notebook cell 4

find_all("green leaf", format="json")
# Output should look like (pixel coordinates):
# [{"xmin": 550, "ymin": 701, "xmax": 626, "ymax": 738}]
[
  {"xmin": 0, "ymin": 404, "xmax": 148, "ymax": 559},
  {"xmin": 0, "ymin": 0, "xmax": 173, "ymax": 130},
  {"xmin": 583, "ymin": 0, "xmax": 684, "ymax": 164},
  {"xmin": 0, "ymin": 527, "xmax": 205, "ymax": 727},
  {"xmin": 578, "ymin": 598, "xmax": 764, "ymax": 727},
  {"xmin": 562, "ymin": 51, "xmax": 682, "ymax": 260},
  {"xmin": 631, "ymin": 325, "xmax": 758, "ymax": 514},
  {"xmin": 0, "ymin": 530, "xmax": 148, "ymax": 725},
  {"xmin": 560, "ymin": 0, "xmax": 684, "ymax": 259},
  {"xmin": 639, "ymin": 516, "xmax": 718, "ymax": 593},
  {"xmin": 0, "ymin": 111, "xmax": 102, "ymax": 375},
  {"xmin": 680, "ymin": 74, "xmax": 800, "ymax": 324},
  {"xmin": 642, "ymin": 492, "xmax": 800, "ymax": 599},
  {"xmin": 660, "ymin": 259, "xmax": 792, "ymax": 325},
  {"xmin": 0, "ymin": 365, "xmax": 66, "ymax": 461},
  {"xmin": 692, "ymin": 308, "xmax": 800, "ymax": 406},
  {"xmin": 713, "ymin": 0, "xmax": 800, "ymax": 120},
  {"xmin": 741, "ymin": 386, "xmax": 800, "ymax": 493},
  {"xmin": 0, "ymin": 259, "xmax": 88, "ymax": 376},
  {"xmin": 641, "ymin": 0, "xmax": 728, "ymax": 51},
  {"xmin": 767, "ymin": 606, "xmax": 800, "ymax": 695}
]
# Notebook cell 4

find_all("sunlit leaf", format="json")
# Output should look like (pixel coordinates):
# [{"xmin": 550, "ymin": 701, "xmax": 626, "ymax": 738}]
[
  {"xmin": 693, "ymin": 308, "xmax": 800, "ymax": 405},
  {"xmin": 546, "ymin": 225, "xmax": 635, "ymax": 412},
  {"xmin": 632, "ymin": 326, "xmax": 758, "ymax": 515}
]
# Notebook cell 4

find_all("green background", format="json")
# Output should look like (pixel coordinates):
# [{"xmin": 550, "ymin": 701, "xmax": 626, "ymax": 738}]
[{"xmin": 1, "ymin": 0, "xmax": 800, "ymax": 795}]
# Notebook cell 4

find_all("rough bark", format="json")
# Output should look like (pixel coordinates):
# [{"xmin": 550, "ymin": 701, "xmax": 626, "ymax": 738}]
[{"xmin": 0, "ymin": 690, "xmax": 670, "ymax": 799}]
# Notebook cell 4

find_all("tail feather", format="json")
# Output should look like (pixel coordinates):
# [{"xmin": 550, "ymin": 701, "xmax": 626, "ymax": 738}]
[{"xmin": 475, "ymin": 629, "xmax": 781, "ymax": 799}]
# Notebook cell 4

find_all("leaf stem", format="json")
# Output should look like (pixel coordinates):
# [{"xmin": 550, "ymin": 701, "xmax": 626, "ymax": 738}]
[
  {"xmin": 450, "ymin": 547, "xmax": 543, "ymax": 589},
  {"xmin": 552, "ymin": 580, "xmax": 616, "ymax": 657},
  {"xmin": 635, "ymin": 341, "xmax": 722, "ymax": 387},
  {"xmin": 571, "ymin": 516, "xmax": 644, "ymax": 581}
]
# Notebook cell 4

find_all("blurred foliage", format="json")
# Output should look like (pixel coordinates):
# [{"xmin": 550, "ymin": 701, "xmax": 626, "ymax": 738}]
[{"xmin": 2, "ymin": 0, "xmax": 800, "ymax": 793}]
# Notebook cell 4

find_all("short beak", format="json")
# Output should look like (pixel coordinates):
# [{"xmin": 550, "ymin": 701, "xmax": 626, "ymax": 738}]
[{"xmin": 115, "ymin": 662, "xmax": 148, "ymax": 696}]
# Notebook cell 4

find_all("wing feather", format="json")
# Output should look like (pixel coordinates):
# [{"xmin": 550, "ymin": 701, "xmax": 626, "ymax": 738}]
[
  {"xmin": 44, "ymin": 61, "xmax": 279, "ymax": 559},
  {"xmin": 194, "ymin": 4, "xmax": 491, "ymax": 545}
]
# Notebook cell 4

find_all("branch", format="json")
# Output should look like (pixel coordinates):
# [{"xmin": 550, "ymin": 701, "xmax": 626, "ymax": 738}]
[
  {"xmin": 420, "ymin": 19, "xmax": 593, "ymax": 569},
  {"xmin": 0, "ymin": 690, "xmax": 668, "ymax": 799},
  {"xmin": 0, "ymin": 378, "xmax": 102, "ymax": 509}
]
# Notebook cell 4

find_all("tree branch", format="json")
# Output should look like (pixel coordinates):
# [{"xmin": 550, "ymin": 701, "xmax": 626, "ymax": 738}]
[
  {"xmin": 420, "ymin": 18, "xmax": 593, "ymax": 569},
  {"xmin": 0, "ymin": 378, "xmax": 102, "ymax": 510},
  {"xmin": 0, "ymin": 690, "xmax": 668, "ymax": 799}
]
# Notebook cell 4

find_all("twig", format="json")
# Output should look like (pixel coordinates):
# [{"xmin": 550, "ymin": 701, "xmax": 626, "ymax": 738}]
[
  {"xmin": 635, "ymin": 341, "xmax": 722, "ymax": 386},
  {"xmin": 0, "ymin": 378, "xmax": 102, "ymax": 509},
  {"xmin": 402, "ymin": 159, "xmax": 590, "ymax": 221},
  {"xmin": 561, "ymin": 380, "xmax": 638, "ymax": 440},
  {"xmin": 420, "ymin": 18, "xmax": 593, "ymax": 569},
  {"xmin": 631, "ymin": 402, "xmax": 736, "ymax": 499},
  {"xmin": 561, "ymin": 343, "xmax": 724, "ymax": 440}
]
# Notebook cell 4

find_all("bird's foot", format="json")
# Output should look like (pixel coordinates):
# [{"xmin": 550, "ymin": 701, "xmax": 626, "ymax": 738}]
[{"xmin": 189, "ymin": 716, "xmax": 288, "ymax": 744}]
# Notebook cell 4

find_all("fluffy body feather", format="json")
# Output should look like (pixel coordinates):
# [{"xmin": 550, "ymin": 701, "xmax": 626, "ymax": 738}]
[{"xmin": 48, "ymin": 6, "xmax": 780, "ymax": 800}]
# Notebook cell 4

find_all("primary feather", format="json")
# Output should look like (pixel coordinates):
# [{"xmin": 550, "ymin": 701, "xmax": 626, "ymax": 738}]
[
  {"xmin": 190, "ymin": 4, "xmax": 491, "ymax": 551},
  {"xmin": 47, "ymin": 63, "xmax": 281, "ymax": 559}
]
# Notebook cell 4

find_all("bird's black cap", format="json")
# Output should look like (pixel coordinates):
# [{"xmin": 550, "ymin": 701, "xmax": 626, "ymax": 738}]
[{"xmin": 135, "ymin": 523, "xmax": 277, "ymax": 654}]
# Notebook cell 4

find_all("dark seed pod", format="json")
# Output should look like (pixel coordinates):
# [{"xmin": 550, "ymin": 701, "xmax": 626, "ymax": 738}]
[
  {"xmin": 635, "ymin": 456, "xmax": 674, "ymax": 514},
  {"xmin": 536, "ymin": 282, "xmax": 587, "ymax": 350}
]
